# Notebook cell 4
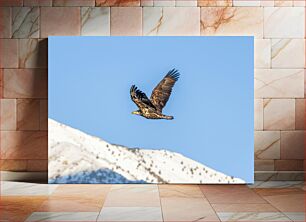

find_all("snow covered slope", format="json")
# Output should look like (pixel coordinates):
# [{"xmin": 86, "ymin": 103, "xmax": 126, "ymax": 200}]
[{"xmin": 48, "ymin": 119, "xmax": 245, "ymax": 184}]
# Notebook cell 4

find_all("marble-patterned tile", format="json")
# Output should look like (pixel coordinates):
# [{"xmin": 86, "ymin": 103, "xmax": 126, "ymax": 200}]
[
  {"xmin": 0, "ymin": 69, "xmax": 3, "ymax": 98},
  {"xmin": 0, "ymin": 7, "xmax": 11, "ymax": 38},
  {"xmin": 199, "ymin": 185, "xmax": 266, "ymax": 204},
  {"xmin": 248, "ymin": 181, "xmax": 304, "ymax": 189},
  {"xmin": 38, "ymin": 196, "xmax": 104, "ymax": 212},
  {"xmin": 200, "ymin": 7, "xmax": 263, "ymax": 38},
  {"xmin": 41, "ymin": 7, "xmax": 80, "ymax": 38},
  {"xmin": 293, "ymin": 0, "xmax": 305, "ymax": 6},
  {"xmin": 96, "ymin": 0, "xmax": 140, "ymax": 6},
  {"xmin": 24, "ymin": 0, "xmax": 52, "ymax": 6},
  {"xmin": 143, "ymin": 7, "xmax": 200, "ymax": 36},
  {"xmin": 255, "ymin": 160, "xmax": 274, "ymax": 171},
  {"xmin": 53, "ymin": 0, "xmax": 95, "ymax": 6},
  {"xmin": 212, "ymin": 203, "xmax": 278, "ymax": 212},
  {"xmin": 3, "ymin": 69, "xmax": 48, "ymax": 98},
  {"xmin": 19, "ymin": 39, "xmax": 48, "ymax": 68},
  {"xmin": 198, "ymin": 0, "xmax": 232, "ymax": 6},
  {"xmin": 0, "ymin": 39, "xmax": 18, "ymax": 68},
  {"xmin": 0, "ymin": 99, "xmax": 17, "ymax": 130},
  {"xmin": 254, "ymin": 131, "xmax": 280, "ymax": 160},
  {"xmin": 110, "ymin": 7, "xmax": 142, "ymax": 36},
  {"xmin": 98, "ymin": 207, "xmax": 163, "ymax": 221},
  {"xmin": 81, "ymin": 7, "xmax": 110, "ymax": 36},
  {"xmin": 154, "ymin": 0, "xmax": 175, "ymax": 6},
  {"xmin": 274, "ymin": 0, "xmax": 293, "ymax": 6},
  {"xmin": 40, "ymin": 99, "xmax": 48, "ymax": 130},
  {"xmin": 272, "ymin": 39, "xmax": 305, "ymax": 68},
  {"xmin": 12, "ymin": 7, "xmax": 39, "ymax": 38},
  {"xmin": 233, "ymin": 0, "xmax": 260, "ymax": 6},
  {"xmin": 141, "ymin": 0, "xmax": 153, "ymax": 6},
  {"xmin": 280, "ymin": 131, "xmax": 304, "ymax": 159},
  {"xmin": 264, "ymin": 7, "xmax": 305, "ymax": 38},
  {"xmin": 103, "ymin": 184, "xmax": 160, "ymax": 207},
  {"xmin": 0, "ymin": 131, "xmax": 47, "ymax": 159},
  {"xmin": 254, "ymin": 99, "xmax": 263, "ymax": 130},
  {"xmin": 295, "ymin": 99, "xmax": 305, "ymax": 130},
  {"xmin": 17, "ymin": 99, "xmax": 40, "ymax": 130},
  {"xmin": 52, "ymin": 184, "xmax": 111, "ymax": 199},
  {"xmin": 283, "ymin": 212, "xmax": 305, "ymax": 222},
  {"xmin": 176, "ymin": 0, "xmax": 197, "ymax": 6},
  {"xmin": 161, "ymin": 197, "xmax": 220, "ymax": 221},
  {"xmin": 217, "ymin": 212, "xmax": 291, "ymax": 221},
  {"xmin": 255, "ymin": 69, "xmax": 304, "ymax": 98},
  {"xmin": 275, "ymin": 160, "xmax": 304, "ymax": 171},
  {"xmin": 254, "ymin": 39, "xmax": 271, "ymax": 68},
  {"xmin": 255, "ymin": 171, "xmax": 304, "ymax": 181},
  {"xmin": 27, "ymin": 159, "xmax": 48, "ymax": 171},
  {"xmin": 1, "ymin": 181, "xmax": 58, "ymax": 196},
  {"xmin": 255, "ymin": 188, "xmax": 305, "ymax": 212},
  {"xmin": 26, "ymin": 212, "xmax": 99, "ymax": 221},
  {"xmin": 0, "ymin": 0, "xmax": 23, "ymax": 6},
  {"xmin": 158, "ymin": 184, "xmax": 204, "ymax": 198},
  {"xmin": 263, "ymin": 99, "xmax": 295, "ymax": 130},
  {"xmin": 0, "ymin": 196, "xmax": 47, "ymax": 221},
  {"xmin": 304, "ymin": 70, "xmax": 306, "ymax": 98},
  {"xmin": 0, "ymin": 159, "xmax": 27, "ymax": 171}
]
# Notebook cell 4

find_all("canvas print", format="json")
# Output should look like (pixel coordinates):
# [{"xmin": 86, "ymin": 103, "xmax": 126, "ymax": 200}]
[{"xmin": 48, "ymin": 37, "xmax": 254, "ymax": 184}]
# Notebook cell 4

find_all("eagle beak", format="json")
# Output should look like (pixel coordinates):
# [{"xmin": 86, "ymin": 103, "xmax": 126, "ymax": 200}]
[{"xmin": 131, "ymin": 111, "xmax": 136, "ymax": 115}]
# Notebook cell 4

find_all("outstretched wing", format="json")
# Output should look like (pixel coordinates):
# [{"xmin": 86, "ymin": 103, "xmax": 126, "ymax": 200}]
[
  {"xmin": 130, "ymin": 85, "xmax": 155, "ymax": 110},
  {"xmin": 150, "ymin": 69, "xmax": 180, "ymax": 112}
]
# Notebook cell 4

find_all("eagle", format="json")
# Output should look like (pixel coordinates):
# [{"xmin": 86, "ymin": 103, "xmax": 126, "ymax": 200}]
[{"xmin": 130, "ymin": 69, "xmax": 180, "ymax": 120}]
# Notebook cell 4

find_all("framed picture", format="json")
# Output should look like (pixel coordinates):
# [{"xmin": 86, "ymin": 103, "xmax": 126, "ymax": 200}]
[{"xmin": 48, "ymin": 36, "xmax": 254, "ymax": 184}]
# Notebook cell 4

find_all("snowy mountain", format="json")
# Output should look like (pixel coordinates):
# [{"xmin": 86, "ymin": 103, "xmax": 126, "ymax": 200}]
[{"xmin": 48, "ymin": 119, "xmax": 245, "ymax": 184}]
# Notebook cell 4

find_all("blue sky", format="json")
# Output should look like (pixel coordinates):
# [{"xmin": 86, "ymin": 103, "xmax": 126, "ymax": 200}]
[{"xmin": 49, "ymin": 36, "xmax": 254, "ymax": 183}]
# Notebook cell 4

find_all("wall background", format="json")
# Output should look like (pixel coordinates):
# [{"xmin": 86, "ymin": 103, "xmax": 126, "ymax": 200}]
[{"xmin": 0, "ymin": 0, "xmax": 305, "ymax": 181}]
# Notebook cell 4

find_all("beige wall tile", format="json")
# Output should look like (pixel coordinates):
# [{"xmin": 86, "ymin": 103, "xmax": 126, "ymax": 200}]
[
  {"xmin": 41, "ymin": 7, "xmax": 80, "ymax": 38},
  {"xmin": 0, "ymin": 69, "xmax": 3, "ymax": 98},
  {"xmin": 254, "ymin": 131, "xmax": 280, "ymax": 159},
  {"xmin": 17, "ymin": 99, "xmax": 40, "ymax": 130},
  {"xmin": 263, "ymin": 99, "xmax": 295, "ymax": 130},
  {"xmin": 293, "ymin": 0, "xmax": 305, "ymax": 6},
  {"xmin": 255, "ymin": 69, "xmax": 304, "ymax": 98},
  {"xmin": 264, "ymin": 7, "xmax": 305, "ymax": 38},
  {"xmin": 176, "ymin": 0, "xmax": 197, "ymax": 6},
  {"xmin": 111, "ymin": 7, "xmax": 142, "ymax": 36},
  {"xmin": 154, "ymin": 0, "xmax": 176, "ymax": 6},
  {"xmin": 3, "ymin": 69, "xmax": 47, "ymax": 99},
  {"xmin": 40, "ymin": 99, "xmax": 47, "ymax": 130},
  {"xmin": 0, "ymin": 7, "xmax": 11, "ymax": 38},
  {"xmin": 275, "ymin": 160, "xmax": 304, "ymax": 171},
  {"xmin": 0, "ymin": 0, "xmax": 22, "ymax": 6},
  {"xmin": 0, "ymin": 159, "xmax": 27, "ymax": 171},
  {"xmin": 0, "ymin": 99, "xmax": 16, "ymax": 130},
  {"xmin": 19, "ymin": 39, "xmax": 48, "ymax": 68},
  {"xmin": 198, "ymin": 0, "xmax": 232, "ymax": 6},
  {"xmin": 233, "ymin": 0, "xmax": 260, "ymax": 6},
  {"xmin": 254, "ymin": 39, "xmax": 271, "ymax": 68},
  {"xmin": 23, "ymin": 0, "xmax": 52, "ymax": 6},
  {"xmin": 27, "ymin": 159, "xmax": 48, "ymax": 171},
  {"xmin": 143, "ymin": 7, "xmax": 200, "ymax": 36},
  {"xmin": 141, "ymin": 0, "xmax": 153, "ymax": 6},
  {"xmin": 260, "ymin": 0, "xmax": 274, "ymax": 6},
  {"xmin": 295, "ymin": 99, "xmax": 305, "ymax": 130},
  {"xmin": 280, "ymin": 131, "xmax": 304, "ymax": 159},
  {"xmin": 272, "ymin": 39, "xmax": 305, "ymax": 68},
  {"xmin": 81, "ymin": 7, "xmax": 110, "ymax": 36},
  {"xmin": 0, "ymin": 131, "xmax": 47, "ymax": 159},
  {"xmin": 0, "ymin": 39, "xmax": 18, "ymax": 68},
  {"xmin": 254, "ymin": 99, "xmax": 263, "ymax": 130},
  {"xmin": 200, "ymin": 7, "xmax": 263, "ymax": 38},
  {"xmin": 255, "ymin": 160, "xmax": 274, "ymax": 171},
  {"xmin": 96, "ymin": 0, "xmax": 140, "ymax": 6},
  {"xmin": 12, "ymin": 7, "xmax": 39, "ymax": 38},
  {"xmin": 53, "ymin": 0, "xmax": 95, "ymax": 6}
]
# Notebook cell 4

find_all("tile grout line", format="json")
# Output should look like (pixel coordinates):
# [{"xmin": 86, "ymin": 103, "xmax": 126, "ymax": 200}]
[{"xmin": 157, "ymin": 184, "xmax": 165, "ymax": 222}]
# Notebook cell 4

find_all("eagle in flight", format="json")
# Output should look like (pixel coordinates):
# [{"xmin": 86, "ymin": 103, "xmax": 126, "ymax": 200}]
[{"xmin": 130, "ymin": 69, "xmax": 180, "ymax": 120}]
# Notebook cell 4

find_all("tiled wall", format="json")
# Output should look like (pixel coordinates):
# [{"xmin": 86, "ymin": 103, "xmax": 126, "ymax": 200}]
[{"xmin": 0, "ymin": 0, "xmax": 305, "ymax": 180}]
